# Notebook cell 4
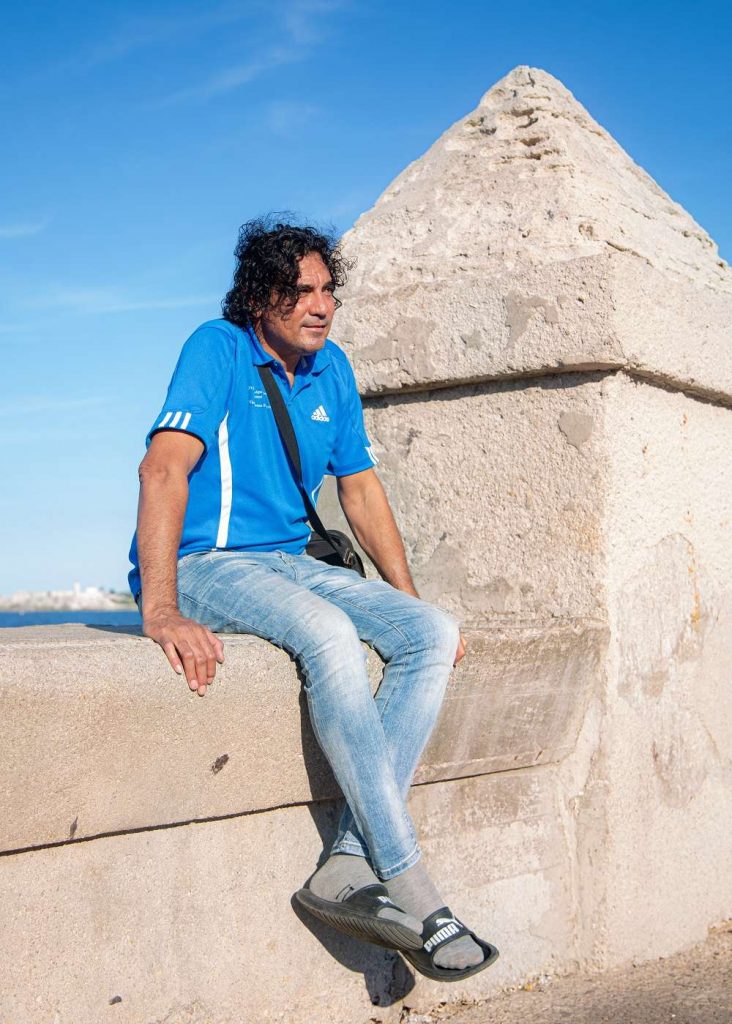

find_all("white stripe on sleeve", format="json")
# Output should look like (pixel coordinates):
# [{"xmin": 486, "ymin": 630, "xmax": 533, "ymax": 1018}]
[
  {"xmin": 215, "ymin": 412, "xmax": 232, "ymax": 548},
  {"xmin": 157, "ymin": 411, "xmax": 173, "ymax": 428},
  {"xmin": 179, "ymin": 411, "xmax": 192, "ymax": 430},
  {"xmin": 169, "ymin": 411, "xmax": 182, "ymax": 428}
]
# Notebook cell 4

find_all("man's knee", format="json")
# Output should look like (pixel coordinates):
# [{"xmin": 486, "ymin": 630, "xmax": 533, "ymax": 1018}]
[
  {"xmin": 396, "ymin": 602, "xmax": 460, "ymax": 659},
  {"xmin": 294, "ymin": 604, "xmax": 363, "ymax": 661},
  {"xmin": 424, "ymin": 605, "xmax": 460, "ymax": 654}
]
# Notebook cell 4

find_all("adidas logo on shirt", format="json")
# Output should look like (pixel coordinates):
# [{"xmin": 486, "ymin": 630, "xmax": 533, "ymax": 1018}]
[{"xmin": 311, "ymin": 405, "xmax": 330, "ymax": 422}]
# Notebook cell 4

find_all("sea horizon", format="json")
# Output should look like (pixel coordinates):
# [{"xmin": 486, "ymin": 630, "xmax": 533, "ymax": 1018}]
[{"xmin": 0, "ymin": 610, "xmax": 142, "ymax": 628}]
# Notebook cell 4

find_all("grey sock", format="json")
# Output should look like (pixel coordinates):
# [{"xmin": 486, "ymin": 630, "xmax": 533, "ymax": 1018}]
[
  {"xmin": 386, "ymin": 860, "xmax": 484, "ymax": 970},
  {"xmin": 308, "ymin": 854, "xmax": 422, "ymax": 938}
]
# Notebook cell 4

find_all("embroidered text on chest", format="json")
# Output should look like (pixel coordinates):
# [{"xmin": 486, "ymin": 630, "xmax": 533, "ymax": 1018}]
[{"xmin": 311, "ymin": 405, "xmax": 330, "ymax": 422}]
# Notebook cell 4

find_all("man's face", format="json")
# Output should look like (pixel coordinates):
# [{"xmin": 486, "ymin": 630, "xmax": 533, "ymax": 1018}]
[{"xmin": 257, "ymin": 251, "xmax": 336, "ymax": 360}]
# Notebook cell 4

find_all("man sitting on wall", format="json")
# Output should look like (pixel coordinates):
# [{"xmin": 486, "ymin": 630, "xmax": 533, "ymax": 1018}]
[{"xmin": 129, "ymin": 216, "xmax": 499, "ymax": 981}]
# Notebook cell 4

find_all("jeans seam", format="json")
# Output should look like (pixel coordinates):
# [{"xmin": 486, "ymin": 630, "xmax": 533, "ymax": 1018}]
[
  {"xmin": 334, "ymin": 593, "xmax": 415, "ymax": 651},
  {"xmin": 377, "ymin": 844, "xmax": 421, "ymax": 880},
  {"xmin": 331, "ymin": 839, "xmax": 367, "ymax": 855},
  {"xmin": 177, "ymin": 590, "xmax": 261, "ymax": 634},
  {"xmin": 318, "ymin": 589, "xmax": 420, "ymax": 724}
]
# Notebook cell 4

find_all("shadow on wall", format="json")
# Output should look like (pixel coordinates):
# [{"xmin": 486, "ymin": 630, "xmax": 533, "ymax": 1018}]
[
  {"xmin": 84, "ymin": 627, "xmax": 417, "ymax": 1006},
  {"xmin": 294, "ymin": 670, "xmax": 418, "ymax": 1006}
]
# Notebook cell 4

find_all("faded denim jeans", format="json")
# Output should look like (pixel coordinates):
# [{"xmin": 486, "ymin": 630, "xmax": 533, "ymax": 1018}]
[{"xmin": 175, "ymin": 549, "xmax": 460, "ymax": 880}]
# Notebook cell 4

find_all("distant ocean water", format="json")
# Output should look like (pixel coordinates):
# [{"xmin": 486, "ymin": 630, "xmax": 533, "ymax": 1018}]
[{"xmin": 0, "ymin": 610, "xmax": 142, "ymax": 628}]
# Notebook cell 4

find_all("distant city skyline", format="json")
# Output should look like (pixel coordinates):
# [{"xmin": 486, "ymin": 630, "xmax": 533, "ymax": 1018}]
[{"xmin": 2, "ymin": 0, "xmax": 731, "ymax": 592}]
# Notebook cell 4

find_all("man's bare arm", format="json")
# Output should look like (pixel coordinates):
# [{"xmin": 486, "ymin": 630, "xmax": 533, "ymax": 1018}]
[
  {"xmin": 137, "ymin": 431, "xmax": 224, "ymax": 695},
  {"xmin": 337, "ymin": 468, "xmax": 465, "ymax": 664},
  {"xmin": 337, "ymin": 468, "xmax": 417, "ymax": 595}
]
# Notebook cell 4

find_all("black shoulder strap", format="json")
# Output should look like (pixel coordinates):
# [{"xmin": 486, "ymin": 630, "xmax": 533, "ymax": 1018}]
[{"xmin": 256, "ymin": 363, "xmax": 343, "ymax": 559}]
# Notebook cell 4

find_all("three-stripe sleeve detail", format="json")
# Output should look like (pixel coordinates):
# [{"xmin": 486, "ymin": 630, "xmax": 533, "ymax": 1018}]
[{"xmin": 157, "ymin": 410, "xmax": 193, "ymax": 431}]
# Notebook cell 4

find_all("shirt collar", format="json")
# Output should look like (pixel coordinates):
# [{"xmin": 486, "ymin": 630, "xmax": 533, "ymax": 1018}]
[{"xmin": 245, "ymin": 324, "xmax": 331, "ymax": 376}]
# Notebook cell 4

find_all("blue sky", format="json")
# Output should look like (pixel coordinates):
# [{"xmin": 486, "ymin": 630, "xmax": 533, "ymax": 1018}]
[{"xmin": 2, "ymin": 0, "xmax": 730, "ymax": 593}]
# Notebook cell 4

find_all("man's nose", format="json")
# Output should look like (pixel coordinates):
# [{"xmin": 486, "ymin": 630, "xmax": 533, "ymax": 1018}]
[{"xmin": 309, "ymin": 290, "xmax": 333, "ymax": 318}]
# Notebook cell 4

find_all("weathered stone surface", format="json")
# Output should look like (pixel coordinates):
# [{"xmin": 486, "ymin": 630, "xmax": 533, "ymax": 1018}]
[
  {"xmin": 320, "ymin": 367, "xmax": 732, "ymax": 973},
  {"xmin": 333, "ymin": 67, "xmax": 732, "ymax": 400},
  {"xmin": 571, "ymin": 372, "xmax": 732, "ymax": 967},
  {"xmin": 321, "ymin": 372, "xmax": 611, "ymax": 623},
  {"xmin": 0, "ymin": 620, "xmax": 605, "ymax": 853},
  {"xmin": 0, "ymin": 770, "xmax": 573, "ymax": 1024}
]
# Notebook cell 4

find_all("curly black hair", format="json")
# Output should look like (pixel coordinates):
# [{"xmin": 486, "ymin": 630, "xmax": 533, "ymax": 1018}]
[{"xmin": 221, "ymin": 214, "xmax": 352, "ymax": 329}]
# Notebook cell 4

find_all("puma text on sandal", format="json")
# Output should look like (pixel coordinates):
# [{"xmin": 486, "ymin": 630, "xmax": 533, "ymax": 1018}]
[
  {"xmin": 401, "ymin": 906, "xmax": 500, "ymax": 981},
  {"xmin": 295, "ymin": 883, "xmax": 424, "ymax": 951}
]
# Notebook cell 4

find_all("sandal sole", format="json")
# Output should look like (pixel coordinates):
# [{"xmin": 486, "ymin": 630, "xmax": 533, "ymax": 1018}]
[{"xmin": 295, "ymin": 888, "xmax": 423, "ymax": 950}]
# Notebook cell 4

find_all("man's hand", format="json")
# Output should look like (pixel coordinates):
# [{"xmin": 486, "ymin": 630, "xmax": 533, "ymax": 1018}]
[
  {"xmin": 143, "ymin": 608, "xmax": 224, "ymax": 696},
  {"xmin": 454, "ymin": 630, "xmax": 467, "ymax": 667}
]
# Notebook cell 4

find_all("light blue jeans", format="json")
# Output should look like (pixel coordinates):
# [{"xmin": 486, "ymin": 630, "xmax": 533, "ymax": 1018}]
[{"xmin": 175, "ymin": 549, "xmax": 460, "ymax": 880}]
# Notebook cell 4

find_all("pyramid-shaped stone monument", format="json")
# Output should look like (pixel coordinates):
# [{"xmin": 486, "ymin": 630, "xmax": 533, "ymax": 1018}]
[
  {"xmin": 335, "ymin": 66, "xmax": 731, "ymax": 401},
  {"xmin": 325, "ymin": 65, "xmax": 732, "ymax": 987}
]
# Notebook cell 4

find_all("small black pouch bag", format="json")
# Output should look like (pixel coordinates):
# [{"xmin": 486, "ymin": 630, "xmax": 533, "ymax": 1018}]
[{"xmin": 256, "ymin": 364, "xmax": 366, "ymax": 578}]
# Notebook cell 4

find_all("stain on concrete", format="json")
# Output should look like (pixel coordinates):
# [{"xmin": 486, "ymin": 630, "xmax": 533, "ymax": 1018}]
[
  {"xmin": 506, "ymin": 292, "xmax": 561, "ymax": 343},
  {"xmin": 415, "ymin": 539, "xmax": 528, "ymax": 616},
  {"xmin": 618, "ymin": 535, "xmax": 716, "ymax": 699},
  {"xmin": 69, "ymin": 816, "xmax": 78, "ymax": 839},
  {"xmin": 617, "ymin": 534, "xmax": 720, "ymax": 807},
  {"xmin": 211, "ymin": 754, "xmax": 229, "ymax": 775},
  {"xmin": 357, "ymin": 317, "xmax": 436, "ymax": 368},
  {"xmin": 462, "ymin": 576, "xmax": 524, "ymax": 614},
  {"xmin": 558, "ymin": 411, "xmax": 594, "ymax": 448},
  {"xmin": 460, "ymin": 329, "xmax": 484, "ymax": 350},
  {"xmin": 416, "ymin": 541, "xmax": 469, "ymax": 604},
  {"xmin": 356, "ymin": 333, "xmax": 399, "ymax": 363}
]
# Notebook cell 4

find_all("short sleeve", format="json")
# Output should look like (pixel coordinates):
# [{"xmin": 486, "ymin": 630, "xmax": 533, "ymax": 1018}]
[
  {"xmin": 146, "ymin": 323, "xmax": 235, "ymax": 453},
  {"xmin": 326, "ymin": 356, "xmax": 379, "ymax": 477}
]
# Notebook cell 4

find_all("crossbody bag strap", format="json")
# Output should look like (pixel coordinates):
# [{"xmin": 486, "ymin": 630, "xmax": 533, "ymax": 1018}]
[{"xmin": 256, "ymin": 363, "xmax": 343, "ymax": 560}]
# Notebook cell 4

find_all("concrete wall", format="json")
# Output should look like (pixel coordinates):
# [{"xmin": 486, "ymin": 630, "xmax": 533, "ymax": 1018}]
[
  {"xmin": 1, "ymin": 623, "xmax": 604, "ymax": 1023},
  {"xmin": 575, "ymin": 374, "xmax": 732, "ymax": 965},
  {"xmin": 3, "ymin": 368, "xmax": 729, "ymax": 1023}
]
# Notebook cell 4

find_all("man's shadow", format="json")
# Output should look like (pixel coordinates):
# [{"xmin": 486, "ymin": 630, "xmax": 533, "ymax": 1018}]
[
  {"xmin": 293, "ymin": 669, "xmax": 416, "ymax": 1007},
  {"xmin": 85, "ymin": 624, "xmax": 415, "ymax": 1004}
]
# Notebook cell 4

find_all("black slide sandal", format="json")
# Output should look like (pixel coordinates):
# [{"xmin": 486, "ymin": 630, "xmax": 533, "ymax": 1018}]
[
  {"xmin": 295, "ymin": 883, "xmax": 424, "ymax": 951},
  {"xmin": 401, "ymin": 906, "xmax": 500, "ymax": 982}
]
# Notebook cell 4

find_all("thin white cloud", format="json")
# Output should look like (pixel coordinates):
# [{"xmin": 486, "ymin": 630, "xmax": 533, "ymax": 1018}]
[
  {"xmin": 157, "ymin": 0, "xmax": 350, "ymax": 104},
  {"xmin": 283, "ymin": 0, "xmax": 351, "ymax": 44},
  {"xmin": 43, "ymin": 286, "xmax": 219, "ymax": 316},
  {"xmin": 266, "ymin": 99, "xmax": 320, "ymax": 137},
  {"xmin": 58, "ymin": 4, "xmax": 257, "ymax": 70},
  {"xmin": 158, "ymin": 46, "xmax": 298, "ymax": 105},
  {"xmin": 0, "ymin": 222, "xmax": 46, "ymax": 239}
]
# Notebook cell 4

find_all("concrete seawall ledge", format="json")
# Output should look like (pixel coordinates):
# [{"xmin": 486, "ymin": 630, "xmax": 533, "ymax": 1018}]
[{"xmin": 0, "ymin": 620, "xmax": 606, "ymax": 854}]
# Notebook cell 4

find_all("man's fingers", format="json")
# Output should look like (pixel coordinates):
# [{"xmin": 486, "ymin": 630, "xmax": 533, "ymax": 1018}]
[
  {"xmin": 453, "ymin": 632, "xmax": 467, "ymax": 666},
  {"xmin": 162, "ymin": 641, "xmax": 184, "ymax": 675},
  {"xmin": 207, "ymin": 630, "xmax": 225, "ymax": 663},
  {"xmin": 148, "ymin": 615, "xmax": 221, "ymax": 694},
  {"xmin": 180, "ymin": 648, "xmax": 200, "ymax": 690}
]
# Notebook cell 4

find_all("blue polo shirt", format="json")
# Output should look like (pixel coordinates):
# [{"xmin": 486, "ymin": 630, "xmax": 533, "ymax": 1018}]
[{"xmin": 128, "ymin": 319, "xmax": 377, "ymax": 598}]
